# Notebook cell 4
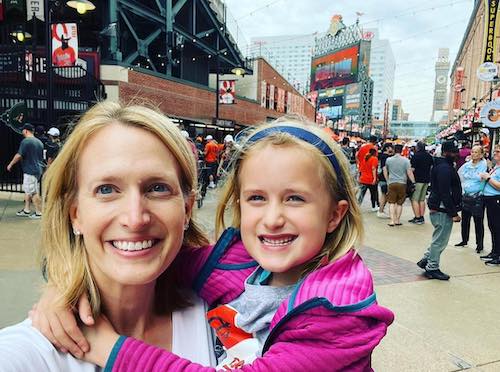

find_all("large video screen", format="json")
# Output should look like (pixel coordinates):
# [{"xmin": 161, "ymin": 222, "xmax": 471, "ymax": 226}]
[
  {"xmin": 318, "ymin": 95, "xmax": 343, "ymax": 119},
  {"xmin": 310, "ymin": 45, "xmax": 359, "ymax": 91}
]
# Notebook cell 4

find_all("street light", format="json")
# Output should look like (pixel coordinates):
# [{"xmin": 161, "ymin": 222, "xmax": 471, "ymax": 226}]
[
  {"xmin": 231, "ymin": 66, "xmax": 246, "ymax": 77},
  {"xmin": 67, "ymin": 0, "xmax": 96, "ymax": 14}
]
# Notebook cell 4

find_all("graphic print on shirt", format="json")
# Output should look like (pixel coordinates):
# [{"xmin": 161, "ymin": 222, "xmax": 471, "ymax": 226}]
[{"xmin": 207, "ymin": 305, "xmax": 260, "ymax": 370}]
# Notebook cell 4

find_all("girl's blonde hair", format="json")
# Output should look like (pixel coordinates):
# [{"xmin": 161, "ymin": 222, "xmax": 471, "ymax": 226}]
[
  {"xmin": 215, "ymin": 117, "xmax": 363, "ymax": 276},
  {"xmin": 40, "ymin": 101, "xmax": 208, "ymax": 316}
]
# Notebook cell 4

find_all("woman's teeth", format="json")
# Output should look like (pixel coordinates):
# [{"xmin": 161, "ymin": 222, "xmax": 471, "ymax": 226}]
[
  {"xmin": 112, "ymin": 240, "xmax": 155, "ymax": 251},
  {"xmin": 261, "ymin": 236, "xmax": 296, "ymax": 246}
]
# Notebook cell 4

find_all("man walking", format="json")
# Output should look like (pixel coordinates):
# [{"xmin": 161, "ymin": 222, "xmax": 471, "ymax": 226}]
[
  {"xmin": 377, "ymin": 143, "xmax": 394, "ymax": 218},
  {"xmin": 409, "ymin": 141, "xmax": 433, "ymax": 224},
  {"xmin": 6, "ymin": 124, "xmax": 44, "ymax": 218},
  {"xmin": 417, "ymin": 141, "xmax": 462, "ymax": 280},
  {"xmin": 383, "ymin": 144, "xmax": 415, "ymax": 226}
]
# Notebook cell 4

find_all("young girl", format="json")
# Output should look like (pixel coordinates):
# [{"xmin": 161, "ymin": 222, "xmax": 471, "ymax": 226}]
[{"xmin": 33, "ymin": 120, "xmax": 394, "ymax": 370}]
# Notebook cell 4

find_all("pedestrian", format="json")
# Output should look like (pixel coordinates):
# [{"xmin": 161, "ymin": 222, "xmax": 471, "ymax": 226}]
[
  {"xmin": 478, "ymin": 144, "xmax": 500, "ymax": 265},
  {"xmin": 409, "ymin": 141, "xmax": 433, "ymax": 224},
  {"xmin": 383, "ymin": 144, "xmax": 415, "ymax": 226},
  {"xmin": 340, "ymin": 136, "xmax": 357, "ymax": 178},
  {"xmin": 6, "ymin": 123, "xmax": 44, "ymax": 219},
  {"xmin": 356, "ymin": 135, "xmax": 377, "ymax": 172},
  {"xmin": 204, "ymin": 134, "xmax": 219, "ymax": 188},
  {"xmin": 417, "ymin": 140, "xmax": 462, "ymax": 280},
  {"xmin": 217, "ymin": 134, "xmax": 236, "ymax": 181},
  {"xmin": 377, "ymin": 143, "xmax": 393, "ymax": 218},
  {"xmin": 479, "ymin": 128, "xmax": 491, "ymax": 155},
  {"xmin": 45, "ymin": 127, "xmax": 62, "ymax": 167},
  {"xmin": 455, "ymin": 145, "xmax": 487, "ymax": 252},
  {"xmin": 456, "ymin": 140, "xmax": 472, "ymax": 169},
  {"xmin": 32, "ymin": 120, "xmax": 394, "ymax": 370},
  {"xmin": 358, "ymin": 148, "xmax": 379, "ymax": 211}
]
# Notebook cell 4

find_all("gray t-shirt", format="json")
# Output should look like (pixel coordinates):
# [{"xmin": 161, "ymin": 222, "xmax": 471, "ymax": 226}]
[
  {"xmin": 385, "ymin": 154, "xmax": 410, "ymax": 185},
  {"xmin": 18, "ymin": 137, "xmax": 44, "ymax": 177}
]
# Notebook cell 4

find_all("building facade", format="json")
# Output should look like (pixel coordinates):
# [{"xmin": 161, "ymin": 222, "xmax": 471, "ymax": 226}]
[
  {"xmin": 392, "ymin": 99, "xmax": 409, "ymax": 121},
  {"xmin": 390, "ymin": 121, "xmax": 439, "ymax": 140},
  {"xmin": 365, "ymin": 29, "xmax": 396, "ymax": 121},
  {"xmin": 431, "ymin": 48, "xmax": 450, "ymax": 121},
  {"xmin": 249, "ymin": 34, "xmax": 316, "ymax": 94}
]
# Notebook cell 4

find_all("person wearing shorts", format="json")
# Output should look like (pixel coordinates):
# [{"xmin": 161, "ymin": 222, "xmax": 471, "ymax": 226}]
[
  {"xmin": 6, "ymin": 124, "xmax": 44, "ymax": 218},
  {"xmin": 377, "ymin": 143, "xmax": 393, "ymax": 218},
  {"xmin": 384, "ymin": 144, "xmax": 415, "ymax": 226},
  {"xmin": 409, "ymin": 142, "xmax": 433, "ymax": 224}
]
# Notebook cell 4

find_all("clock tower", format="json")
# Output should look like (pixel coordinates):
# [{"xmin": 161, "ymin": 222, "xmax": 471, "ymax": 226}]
[{"xmin": 431, "ymin": 48, "xmax": 450, "ymax": 121}]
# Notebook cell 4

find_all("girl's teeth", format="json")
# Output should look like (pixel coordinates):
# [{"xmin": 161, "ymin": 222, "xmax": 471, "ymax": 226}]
[
  {"xmin": 113, "ymin": 240, "xmax": 154, "ymax": 251},
  {"xmin": 262, "ymin": 237, "xmax": 295, "ymax": 246}
]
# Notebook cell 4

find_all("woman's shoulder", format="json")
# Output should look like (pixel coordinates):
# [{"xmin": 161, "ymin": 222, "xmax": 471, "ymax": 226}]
[{"xmin": 0, "ymin": 319, "xmax": 98, "ymax": 371}]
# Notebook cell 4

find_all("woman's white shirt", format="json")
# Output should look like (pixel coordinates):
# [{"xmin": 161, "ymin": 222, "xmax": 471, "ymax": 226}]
[{"xmin": 0, "ymin": 296, "xmax": 215, "ymax": 371}]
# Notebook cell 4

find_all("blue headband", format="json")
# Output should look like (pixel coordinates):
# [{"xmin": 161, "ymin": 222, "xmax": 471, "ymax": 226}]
[{"xmin": 246, "ymin": 125, "xmax": 345, "ymax": 190}]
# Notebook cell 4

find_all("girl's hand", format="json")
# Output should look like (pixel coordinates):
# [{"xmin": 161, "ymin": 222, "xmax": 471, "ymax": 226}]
[
  {"xmin": 81, "ymin": 315, "xmax": 120, "ymax": 367},
  {"xmin": 30, "ymin": 285, "xmax": 94, "ymax": 358},
  {"xmin": 479, "ymin": 172, "xmax": 489, "ymax": 180}
]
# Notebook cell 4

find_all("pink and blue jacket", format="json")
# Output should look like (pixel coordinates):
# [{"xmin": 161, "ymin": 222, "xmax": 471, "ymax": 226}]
[{"xmin": 105, "ymin": 228, "xmax": 394, "ymax": 371}]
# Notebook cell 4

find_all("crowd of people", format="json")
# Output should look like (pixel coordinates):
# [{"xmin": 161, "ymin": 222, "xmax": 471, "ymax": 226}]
[{"xmin": 339, "ymin": 130, "xmax": 499, "ymax": 280}]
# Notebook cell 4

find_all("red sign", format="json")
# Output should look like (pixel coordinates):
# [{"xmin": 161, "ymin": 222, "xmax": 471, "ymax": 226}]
[
  {"xmin": 453, "ymin": 67, "xmax": 465, "ymax": 110},
  {"xmin": 219, "ymin": 80, "xmax": 235, "ymax": 104}
]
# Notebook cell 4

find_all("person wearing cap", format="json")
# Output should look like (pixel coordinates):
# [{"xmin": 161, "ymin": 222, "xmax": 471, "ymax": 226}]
[
  {"xmin": 204, "ymin": 135, "xmax": 219, "ymax": 189},
  {"xmin": 480, "ymin": 128, "xmax": 491, "ymax": 154},
  {"xmin": 6, "ymin": 123, "xmax": 44, "ymax": 218},
  {"xmin": 46, "ymin": 127, "xmax": 62, "ymax": 167},
  {"xmin": 417, "ymin": 140, "xmax": 462, "ymax": 280},
  {"xmin": 356, "ymin": 135, "xmax": 377, "ymax": 173}
]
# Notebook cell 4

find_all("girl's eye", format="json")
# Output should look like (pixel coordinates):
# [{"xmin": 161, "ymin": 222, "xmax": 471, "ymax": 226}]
[
  {"xmin": 149, "ymin": 183, "xmax": 170, "ymax": 193},
  {"xmin": 287, "ymin": 195, "xmax": 305, "ymax": 202},
  {"xmin": 96, "ymin": 185, "xmax": 114, "ymax": 195}
]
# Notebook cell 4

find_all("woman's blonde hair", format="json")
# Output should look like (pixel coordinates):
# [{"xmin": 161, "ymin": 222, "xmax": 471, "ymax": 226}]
[
  {"xmin": 40, "ymin": 101, "xmax": 208, "ymax": 316},
  {"xmin": 215, "ymin": 117, "xmax": 364, "ymax": 276}
]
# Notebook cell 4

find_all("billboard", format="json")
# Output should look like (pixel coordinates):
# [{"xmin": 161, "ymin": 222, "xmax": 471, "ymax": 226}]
[
  {"xmin": 318, "ymin": 95, "xmax": 343, "ymax": 120},
  {"xmin": 310, "ymin": 45, "xmax": 359, "ymax": 91},
  {"xmin": 52, "ymin": 23, "xmax": 78, "ymax": 66},
  {"xmin": 344, "ymin": 83, "xmax": 360, "ymax": 115}
]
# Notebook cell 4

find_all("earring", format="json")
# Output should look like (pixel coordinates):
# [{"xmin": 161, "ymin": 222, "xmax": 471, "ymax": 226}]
[
  {"xmin": 184, "ymin": 221, "xmax": 189, "ymax": 231},
  {"xmin": 73, "ymin": 228, "xmax": 82, "ymax": 236}
]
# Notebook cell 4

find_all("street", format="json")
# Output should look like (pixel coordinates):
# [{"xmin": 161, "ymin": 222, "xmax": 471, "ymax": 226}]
[{"xmin": 1, "ymin": 188, "xmax": 499, "ymax": 371}]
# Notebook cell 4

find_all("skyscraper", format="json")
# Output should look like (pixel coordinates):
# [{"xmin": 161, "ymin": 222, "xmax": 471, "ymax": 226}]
[{"xmin": 431, "ymin": 48, "xmax": 450, "ymax": 121}]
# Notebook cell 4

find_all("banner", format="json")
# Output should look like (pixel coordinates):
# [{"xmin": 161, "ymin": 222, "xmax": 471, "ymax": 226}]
[
  {"xmin": 25, "ymin": 51, "xmax": 33, "ymax": 82},
  {"xmin": 27, "ymin": 0, "xmax": 44, "ymax": 21},
  {"xmin": 0, "ymin": 0, "xmax": 4, "ymax": 22},
  {"xmin": 5, "ymin": 0, "xmax": 24, "ymax": 14},
  {"xmin": 286, "ymin": 91, "xmax": 292, "ymax": 113},
  {"xmin": 219, "ymin": 80, "xmax": 235, "ymax": 104},
  {"xmin": 277, "ymin": 88, "xmax": 285, "ymax": 113},
  {"xmin": 52, "ymin": 23, "xmax": 78, "ymax": 66},
  {"xmin": 269, "ymin": 85, "xmax": 275, "ymax": 110},
  {"xmin": 483, "ymin": 0, "xmax": 500, "ymax": 63},
  {"xmin": 260, "ymin": 81, "xmax": 267, "ymax": 107},
  {"xmin": 453, "ymin": 67, "xmax": 465, "ymax": 110}
]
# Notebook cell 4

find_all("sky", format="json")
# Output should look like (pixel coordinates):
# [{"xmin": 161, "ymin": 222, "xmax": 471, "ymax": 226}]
[{"xmin": 223, "ymin": 0, "xmax": 475, "ymax": 121}]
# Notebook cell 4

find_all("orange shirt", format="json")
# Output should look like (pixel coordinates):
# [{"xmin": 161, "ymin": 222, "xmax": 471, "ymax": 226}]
[
  {"xmin": 204, "ymin": 141, "xmax": 219, "ymax": 163},
  {"xmin": 357, "ymin": 143, "xmax": 376, "ymax": 169},
  {"xmin": 359, "ymin": 156, "xmax": 378, "ymax": 184}
]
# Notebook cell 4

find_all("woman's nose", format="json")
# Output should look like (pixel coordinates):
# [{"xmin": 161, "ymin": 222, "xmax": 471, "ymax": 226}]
[{"xmin": 119, "ymin": 193, "xmax": 151, "ymax": 230}]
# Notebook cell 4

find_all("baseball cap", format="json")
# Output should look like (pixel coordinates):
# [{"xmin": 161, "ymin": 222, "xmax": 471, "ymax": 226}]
[
  {"xmin": 22, "ymin": 123, "xmax": 35, "ymax": 132},
  {"xmin": 480, "ymin": 128, "xmax": 490, "ymax": 135},
  {"xmin": 206, "ymin": 135, "xmax": 213, "ymax": 140},
  {"xmin": 441, "ymin": 140, "xmax": 459, "ymax": 153},
  {"xmin": 180, "ymin": 130, "xmax": 189, "ymax": 139},
  {"xmin": 47, "ymin": 127, "xmax": 60, "ymax": 137},
  {"xmin": 224, "ymin": 134, "xmax": 234, "ymax": 143}
]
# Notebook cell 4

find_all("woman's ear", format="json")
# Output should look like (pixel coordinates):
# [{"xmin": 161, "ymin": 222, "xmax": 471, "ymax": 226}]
[
  {"xmin": 327, "ymin": 200, "xmax": 349, "ymax": 233},
  {"xmin": 184, "ymin": 191, "xmax": 195, "ymax": 225},
  {"xmin": 69, "ymin": 200, "xmax": 81, "ymax": 234}
]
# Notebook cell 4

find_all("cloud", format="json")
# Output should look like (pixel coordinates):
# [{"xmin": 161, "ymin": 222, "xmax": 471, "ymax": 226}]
[{"xmin": 224, "ymin": 0, "xmax": 474, "ymax": 120}]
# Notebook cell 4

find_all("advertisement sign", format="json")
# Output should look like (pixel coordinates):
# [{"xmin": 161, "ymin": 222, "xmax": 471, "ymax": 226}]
[
  {"xmin": 318, "ymin": 95, "xmax": 343, "ymax": 120},
  {"xmin": 277, "ymin": 88, "xmax": 285, "ymax": 113},
  {"xmin": 480, "ymin": 100, "xmax": 500, "ymax": 128},
  {"xmin": 310, "ymin": 45, "xmax": 359, "ymax": 91},
  {"xmin": 219, "ymin": 80, "xmax": 236, "ymax": 104},
  {"xmin": 260, "ymin": 81, "xmax": 267, "ymax": 107},
  {"xmin": 453, "ymin": 67, "xmax": 465, "ymax": 110},
  {"xmin": 477, "ymin": 62, "xmax": 498, "ymax": 81},
  {"xmin": 483, "ymin": 0, "xmax": 500, "ymax": 63},
  {"xmin": 344, "ymin": 83, "xmax": 360, "ymax": 115},
  {"xmin": 52, "ymin": 23, "xmax": 78, "ymax": 66},
  {"xmin": 27, "ymin": 0, "xmax": 44, "ymax": 21}
]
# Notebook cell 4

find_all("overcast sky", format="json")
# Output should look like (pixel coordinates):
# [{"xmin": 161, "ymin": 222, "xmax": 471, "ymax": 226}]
[{"xmin": 224, "ymin": 0, "xmax": 475, "ymax": 121}]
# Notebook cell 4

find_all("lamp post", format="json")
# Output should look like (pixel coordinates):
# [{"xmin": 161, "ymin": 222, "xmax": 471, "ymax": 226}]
[{"xmin": 44, "ymin": 0, "xmax": 95, "ymax": 126}]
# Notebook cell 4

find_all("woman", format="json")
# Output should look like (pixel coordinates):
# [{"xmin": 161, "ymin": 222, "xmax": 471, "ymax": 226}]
[
  {"xmin": 357, "ymin": 148, "xmax": 378, "ymax": 211},
  {"xmin": 455, "ymin": 145, "xmax": 487, "ymax": 253},
  {"xmin": 479, "ymin": 144, "xmax": 500, "ymax": 266},
  {"xmin": 0, "ymin": 102, "xmax": 216, "ymax": 370}
]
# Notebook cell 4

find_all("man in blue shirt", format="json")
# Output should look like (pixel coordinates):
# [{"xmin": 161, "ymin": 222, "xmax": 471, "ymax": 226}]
[{"xmin": 6, "ymin": 124, "xmax": 44, "ymax": 218}]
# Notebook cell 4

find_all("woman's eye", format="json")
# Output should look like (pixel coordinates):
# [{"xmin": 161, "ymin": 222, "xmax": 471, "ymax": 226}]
[
  {"xmin": 247, "ymin": 195, "xmax": 265, "ymax": 202},
  {"xmin": 149, "ymin": 183, "xmax": 170, "ymax": 193},
  {"xmin": 96, "ymin": 185, "xmax": 114, "ymax": 195}
]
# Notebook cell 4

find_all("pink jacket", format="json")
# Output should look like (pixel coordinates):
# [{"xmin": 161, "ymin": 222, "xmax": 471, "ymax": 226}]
[{"xmin": 106, "ymin": 228, "xmax": 394, "ymax": 372}]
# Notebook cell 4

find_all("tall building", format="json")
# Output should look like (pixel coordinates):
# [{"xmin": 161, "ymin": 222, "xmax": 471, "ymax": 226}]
[
  {"xmin": 365, "ymin": 29, "xmax": 396, "ymax": 121},
  {"xmin": 249, "ymin": 34, "xmax": 316, "ymax": 94},
  {"xmin": 431, "ymin": 48, "xmax": 450, "ymax": 121},
  {"xmin": 392, "ymin": 99, "xmax": 409, "ymax": 121}
]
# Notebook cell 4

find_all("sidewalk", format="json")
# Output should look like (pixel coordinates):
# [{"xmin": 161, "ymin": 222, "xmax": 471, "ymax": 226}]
[{"xmin": 1, "ymin": 191, "xmax": 500, "ymax": 371}]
